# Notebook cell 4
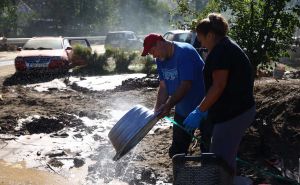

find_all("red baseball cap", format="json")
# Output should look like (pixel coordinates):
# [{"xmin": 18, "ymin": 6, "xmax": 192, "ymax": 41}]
[{"xmin": 141, "ymin": 33, "xmax": 164, "ymax": 56}]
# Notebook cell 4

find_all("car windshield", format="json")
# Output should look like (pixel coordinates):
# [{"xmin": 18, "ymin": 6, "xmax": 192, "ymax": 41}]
[
  {"xmin": 70, "ymin": 40, "xmax": 89, "ymax": 47},
  {"xmin": 174, "ymin": 33, "xmax": 192, "ymax": 43},
  {"xmin": 125, "ymin": 33, "xmax": 135, "ymax": 39},
  {"xmin": 23, "ymin": 39, "xmax": 63, "ymax": 50},
  {"xmin": 106, "ymin": 33, "xmax": 125, "ymax": 41}
]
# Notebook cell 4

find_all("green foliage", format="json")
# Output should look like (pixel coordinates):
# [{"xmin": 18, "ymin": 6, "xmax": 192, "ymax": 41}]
[
  {"xmin": 172, "ymin": 0, "xmax": 300, "ymax": 75},
  {"xmin": 73, "ymin": 45, "xmax": 92, "ymax": 59},
  {"xmin": 21, "ymin": 0, "xmax": 118, "ymax": 36},
  {"xmin": 72, "ymin": 45, "xmax": 107, "ymax": 75},
  {"xmin": 2, "ymin": 0, "xmax": 170, "ymax": 37},
  {"xmin": 141, "ymin": 56, "xmax": 157, "ymax": 75},
  {"xmin": 220, "ymin": 0, "xmax": 300, "ymax": 73},
  {"xmin": 0, "ymin": 1, "xmax": 17, "ymax": 37},
  {"xmin": 170, "ymin": 0, "xmax": 217, "ymax": 30},
  {"xmin": 72, "ymin": 47, "xmax": 157, "ymax": 76},
  {"xmin": 217, "ymin": 0, "xmax": 300, "ymax": 73},
  {"xmin": 170, "ymin": 0, "xmax": 197, "ymax": 29},
  {"xmin": 112, "ymin": 49, "xmax": 137, "ymax": 73}
]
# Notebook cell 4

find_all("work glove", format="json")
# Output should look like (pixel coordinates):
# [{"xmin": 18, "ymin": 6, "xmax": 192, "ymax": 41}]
[{"xmin": 183, "ymin": 108, "xmax": 207, "ymax": 134}]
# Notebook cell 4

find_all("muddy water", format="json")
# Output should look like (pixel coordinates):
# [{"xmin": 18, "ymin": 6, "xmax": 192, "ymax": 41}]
[
  {"xmin": 0, "ymin": 160, "xmax": 71, "ymax": 185},
  {"xmin": 0, "ymin": 74, "xmax": 173, "ymax": 184}
]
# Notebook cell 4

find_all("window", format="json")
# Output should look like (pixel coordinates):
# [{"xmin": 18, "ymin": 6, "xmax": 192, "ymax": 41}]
[
  {"xmin": 69, "ymin": 39, "xmax": 89, "ymax": 48},
  {"xmin": 126, "ymin": 33, "xmax": 135, "ymax": 39},
  {"xmin": 24, "ymin": 38, "xmax": 63, "ymax": 50},
  {"xmin": 165, "ymin": 33, "xmax": 174, "ymax": 41},
  {"xmin": 176, "ymin": 33, "xmax": 189, "ymax": 43}
]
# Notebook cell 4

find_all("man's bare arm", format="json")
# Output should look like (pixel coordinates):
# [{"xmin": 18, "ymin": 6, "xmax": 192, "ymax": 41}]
[
  {"xmin": 158, "ymin": 80, "xmax": 192, "ymax": 118},
  {"xmin": 154, "ymin": 80, "xmax": 169, "ymax": 112}
]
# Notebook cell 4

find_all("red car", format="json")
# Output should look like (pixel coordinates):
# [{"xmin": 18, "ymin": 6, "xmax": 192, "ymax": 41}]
[{"xmin": 15, "ymin": 37, "xmax": 91, "ymax": 73}]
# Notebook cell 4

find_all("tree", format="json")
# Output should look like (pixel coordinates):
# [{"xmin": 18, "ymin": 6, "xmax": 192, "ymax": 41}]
[
  {"xmin": 0, "ymin": 0, "xmax": 17, "ymax": 37},
  {"xmin": 22, "ymin": 0, "xmax": 118, "ymax": 36},
  {"xmin": 172, "ymin": 0, "xmax": 300, "ymax": 75},
  {"xmin": 170, "ymin": 0, "xmax": 213, "ymax": 29},
  {"xmin": 8, "ymin": 0, "xmax": 171, "ymax": 37},
  {"xmin": 219, "ymin": 0, "xmax": 300, "ymax": 74}
]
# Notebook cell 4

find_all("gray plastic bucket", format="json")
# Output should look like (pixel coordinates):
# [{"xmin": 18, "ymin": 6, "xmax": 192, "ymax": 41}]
[{"xmin": 108, "ymin": 105, "xmax": 159, "ymax": 161}]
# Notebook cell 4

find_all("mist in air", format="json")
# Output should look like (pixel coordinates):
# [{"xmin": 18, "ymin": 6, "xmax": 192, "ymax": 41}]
[{"xmin": 8, "ymin": 0, "xmax": 176, "ymax": 37}]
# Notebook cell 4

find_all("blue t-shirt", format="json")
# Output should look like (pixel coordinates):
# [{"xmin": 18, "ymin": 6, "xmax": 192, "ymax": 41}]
[{"xmin": 156, "ymin": 42, "xmax": 205, "ymax": 117}]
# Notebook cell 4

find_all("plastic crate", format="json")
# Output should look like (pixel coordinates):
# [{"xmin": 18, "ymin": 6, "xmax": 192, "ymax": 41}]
[{"xmin": 172, "ymin": 153, "xmax": 233, "ymax": 185}]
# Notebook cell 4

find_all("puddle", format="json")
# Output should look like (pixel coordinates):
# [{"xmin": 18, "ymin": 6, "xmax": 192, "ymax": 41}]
[
  {"xmin": 0, "ymin": 80, "xmax": 173, "ymax": 184},
  {"xmin": 26, "ymin": 78, "xmax": 67, "ymax": 92},
  {"xmin": 0, "ymin": 160, "xmax": 71, "ymax": 185},
  {"xmin": 68, "ymin": 73, "xmax": 146, "ymax": 91},
  {"xmin": 24, "ymin": 73, "xmax": 148, "ymax": 93},
  {"xmin": 0, "ymin": 112, "xmax": 136, "ymax": 184}
]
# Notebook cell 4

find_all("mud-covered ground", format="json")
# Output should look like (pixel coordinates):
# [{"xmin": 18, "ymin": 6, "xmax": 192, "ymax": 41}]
[{"xmin": 0, "ymin": 72, "xmax": 299, "ymax": 185}]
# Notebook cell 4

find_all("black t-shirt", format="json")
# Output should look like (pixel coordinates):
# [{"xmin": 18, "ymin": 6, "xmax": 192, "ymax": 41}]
[{"xmin": 204, "ymin": 37, "xmax": 255, "ymax": 123}]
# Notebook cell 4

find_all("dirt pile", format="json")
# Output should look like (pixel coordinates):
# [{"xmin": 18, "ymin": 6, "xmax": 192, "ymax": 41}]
[
  {"xmin": 284, "ymin": 70, "xmax": 300, "ymax": 79},
  {"xmin": 238, "ymin": 79, "xmax": 300, "ymax": 184},
  {"xmin": 0, "ymin": 114, "xmax": 84, "ymax": 136},
  {"xmin": 117, "ymin": 74, "xmax": 159, "ymax": 91},
  {"xmin": 25, "ymin": 117, "xmax": 65, "ymax": 134}
]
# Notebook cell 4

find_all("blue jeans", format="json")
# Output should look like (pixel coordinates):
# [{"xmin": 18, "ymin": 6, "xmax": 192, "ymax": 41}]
[{"xmin": 210, "ymin": 105, "xmax": 256, "ymax": 172}]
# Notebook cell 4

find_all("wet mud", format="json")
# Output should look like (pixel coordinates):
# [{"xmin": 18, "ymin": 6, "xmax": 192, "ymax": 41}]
[{"xmin": 0, "ymin": 73, "xmax": 299, "ymax": 184}]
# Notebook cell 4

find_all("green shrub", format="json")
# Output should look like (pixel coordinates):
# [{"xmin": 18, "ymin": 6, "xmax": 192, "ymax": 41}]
[
  {"xmin": 72, "ymin": 45, "xmax": 108, "ymax": 75},
  {"xmin": 141, "ymin": 55, "xmax": 157, "ymax": 74},
  {"xmin": 72, "ymin": 44, "xmax": 92, "ymax": 60},
  {"xmin": 72, "ymin": 47, "xmax": 157, "ymax": 75},
  {"xmin": 112, "ymin": 49, "xmax": 137, "ymax": 73},
  {"xmin": 103, "ymin": 47, "xmax": 116, "ymax": 58}
]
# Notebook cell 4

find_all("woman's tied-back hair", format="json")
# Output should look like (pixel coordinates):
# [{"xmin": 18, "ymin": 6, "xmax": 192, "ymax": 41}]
[{"xmin": 196, "ymin": 13, "xmax": 229, "ymax": 37}]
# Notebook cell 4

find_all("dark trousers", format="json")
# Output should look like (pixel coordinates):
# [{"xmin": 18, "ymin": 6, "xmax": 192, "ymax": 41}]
[
  {"xmin": 200, "ymin": 117, "xmax": 214, "ymax": 153},
  {"xmin": 168, "ymin": 113, "xmax": 193, "ymax": 158},
  {"xmin": 210, "ymin": 105, "xmax": 256, "ymax": 172}
]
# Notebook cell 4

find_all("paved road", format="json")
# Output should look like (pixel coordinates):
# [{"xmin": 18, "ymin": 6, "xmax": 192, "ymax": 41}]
[
  {"xmin": 0, "ymin": 45, "xmax": 105, "ymax": 77},
  {"xmin": 0, "ymin": 65, "xmax": 15, "ymax": 77},
  {"xmin": 0, "ymin": 60, "xmax": 14, "ymax": 67}
]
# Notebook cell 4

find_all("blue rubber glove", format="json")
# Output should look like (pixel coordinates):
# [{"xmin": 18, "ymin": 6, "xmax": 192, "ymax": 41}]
[{"xmin": 183, "ymin": 108, "xmax": 208, "ymax": 133}]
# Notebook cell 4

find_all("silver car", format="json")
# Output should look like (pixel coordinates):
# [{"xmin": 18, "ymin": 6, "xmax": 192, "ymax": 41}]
[{"xmin": 104, "ymin": 31, "xmax": 142, "ymax": 51}]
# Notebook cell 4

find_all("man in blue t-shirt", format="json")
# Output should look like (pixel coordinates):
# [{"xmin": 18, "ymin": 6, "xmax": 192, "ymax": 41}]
[{"xmin": 141, "ymin": 33, "xmax": 205, "ymax": 158}]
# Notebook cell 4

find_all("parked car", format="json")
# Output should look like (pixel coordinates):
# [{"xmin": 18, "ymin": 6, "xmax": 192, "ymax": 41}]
[
  {"xmin": 68, "ymin": 38, "xmax": 92, "ymax": 66},
  {"xmin": 68, "ymin": 38, "xmax": 91, "ymax": 49},
  {"xmin": 15, "ymin": 37, "xmax": 91, "ymax": 73},
  {"xmin": 163, "ymin": 30, "xmax": 196, "ymax": 45},
  {"xmin": 104, "ymin": 31, "xmax": 142, "ymax": 51},
  {"xmin": 163, "ymin": 30, "xmax": 207, "ymax": 58}
]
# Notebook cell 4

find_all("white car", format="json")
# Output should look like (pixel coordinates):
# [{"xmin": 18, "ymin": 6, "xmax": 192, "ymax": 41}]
[
  {"xmin": 163, "ymin": 30, "xmax": 206, "ymax": 58},
  {"xmin": 104, "ymin": 31, "xmax": 142, "ymax": 51}
]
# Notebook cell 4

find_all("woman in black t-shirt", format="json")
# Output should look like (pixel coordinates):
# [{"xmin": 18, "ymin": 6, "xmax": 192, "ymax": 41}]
[{"xmin": 184, "ymin": 13, "xmax": 256, "ymax": 177}]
